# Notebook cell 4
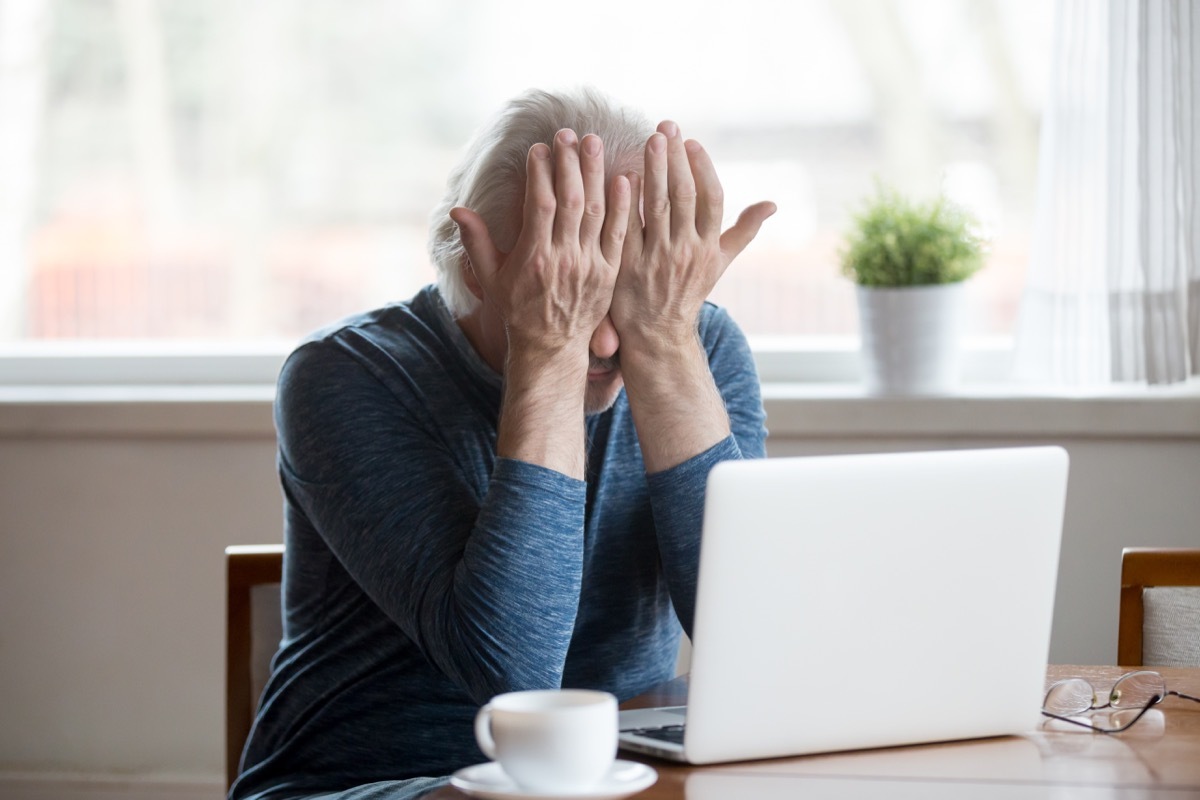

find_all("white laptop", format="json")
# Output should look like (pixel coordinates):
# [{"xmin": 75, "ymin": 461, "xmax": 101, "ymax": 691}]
[{"xmin": 618, "ymin": 446, "xmax": 1069, "ymax": 764}]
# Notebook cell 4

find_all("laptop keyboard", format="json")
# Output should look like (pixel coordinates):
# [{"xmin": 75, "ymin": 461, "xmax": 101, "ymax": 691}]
[{"xmin": 622, "ymin": 723, "xmax": 686, "ymax": 745}]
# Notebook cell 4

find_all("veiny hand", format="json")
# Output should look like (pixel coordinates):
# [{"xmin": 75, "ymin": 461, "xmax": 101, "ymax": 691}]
[
  {"xmin": 451, "ymin": 129, "xmax": 631, "ymax": 356},
  {"xmin": 612, "ymin": 120, "xmax": 776, "ymax": 349}
]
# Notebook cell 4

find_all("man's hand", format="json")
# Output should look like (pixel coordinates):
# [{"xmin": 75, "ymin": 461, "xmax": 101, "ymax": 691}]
[
  {"xmin": 452, "ymin": 129, "xmax": 631, "ymax": 359},
  {"xmin": 612, "ymin": 121, "xmax": 775, "ymax": 473},
  {"xmin": 612, "ymin": 121, "xmax": 775, "ymax": 350},
  {"xmin": 450, "ymin": 129, "xmax": 631, "ymax": 479}
]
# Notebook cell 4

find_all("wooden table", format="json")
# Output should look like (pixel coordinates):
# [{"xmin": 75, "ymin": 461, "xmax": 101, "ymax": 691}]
[{"xmin": 431, "ymin": 665, "xmax": 1200, "ymax": 799}]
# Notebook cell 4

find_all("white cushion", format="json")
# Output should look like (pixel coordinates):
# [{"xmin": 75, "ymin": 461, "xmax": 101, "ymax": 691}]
[{"xmin": 1143, "ymin": 587, "xmax": 1200, "ymax": 667}]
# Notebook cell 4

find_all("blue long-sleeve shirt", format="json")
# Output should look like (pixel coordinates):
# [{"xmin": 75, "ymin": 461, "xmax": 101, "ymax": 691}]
[{"xmin": 232, "ymin": 285, "xmax": 766, "ymax": 798}]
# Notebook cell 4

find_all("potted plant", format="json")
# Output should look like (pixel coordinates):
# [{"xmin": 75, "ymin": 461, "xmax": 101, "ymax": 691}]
[{"xmin": 840, "ymin": 186, "xmax": 985, "ymax": 395}]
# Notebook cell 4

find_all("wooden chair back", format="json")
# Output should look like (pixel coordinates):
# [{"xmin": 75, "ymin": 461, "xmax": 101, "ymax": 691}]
[
  {"xmin": 1118, "ymin": 547, "xmax": 1200, "ymax": 666},
  {"xmin": 226, "ymin": 544, "xmax": 285, "ymax": 790}
]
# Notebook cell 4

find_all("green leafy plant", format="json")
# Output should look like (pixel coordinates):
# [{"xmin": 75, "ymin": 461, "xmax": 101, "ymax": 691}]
[{"xmin": 840, "ymin": 186, "xmax": 985, "ymax": 287}]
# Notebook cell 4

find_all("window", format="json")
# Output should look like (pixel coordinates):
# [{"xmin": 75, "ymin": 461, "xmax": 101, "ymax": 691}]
[{"xmin": 1, "ymin": 0, "xmax": 1051, "ymax": 352}]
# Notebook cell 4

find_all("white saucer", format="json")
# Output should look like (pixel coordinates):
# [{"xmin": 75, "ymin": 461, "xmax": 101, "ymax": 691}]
[{"xmin": 449, "ymin": 759, "xmax": 657, "ymax": 800}]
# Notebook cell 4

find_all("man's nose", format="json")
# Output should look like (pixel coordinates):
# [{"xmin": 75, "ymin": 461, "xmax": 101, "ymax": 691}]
[{"xmin": 589, "ymin": 314, "xmax": 620, "ymax": 360}]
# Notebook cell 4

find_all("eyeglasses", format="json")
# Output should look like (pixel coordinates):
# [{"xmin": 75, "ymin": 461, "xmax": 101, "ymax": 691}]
[{"xmin": 1042, "ymin": 670, "xmax": 1200, "ymax": 733}]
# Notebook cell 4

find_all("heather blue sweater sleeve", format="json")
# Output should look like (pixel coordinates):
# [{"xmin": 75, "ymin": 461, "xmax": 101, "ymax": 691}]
[
  {"xmin": 275, "ymin": 338, "xmax": 586, "ymax": 704},
  {"xmin": 649, "ymin": 305, "xmax": 768, "ymax": 635}
]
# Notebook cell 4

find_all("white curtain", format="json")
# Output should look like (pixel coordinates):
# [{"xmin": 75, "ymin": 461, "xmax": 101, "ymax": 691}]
[{"xmin": 1014, "ymin": 0, "xmax": 1199, "ymax": 385}]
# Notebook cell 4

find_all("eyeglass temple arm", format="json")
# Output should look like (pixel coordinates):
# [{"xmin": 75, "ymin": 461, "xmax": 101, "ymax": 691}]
[
  {"xmin": 1040, "ymin": 711, "xmax": 1109, "ymax": 731},
  {"xmin": 1167, "ymin": 689, "xmax": 1200, "ymax": 703}
]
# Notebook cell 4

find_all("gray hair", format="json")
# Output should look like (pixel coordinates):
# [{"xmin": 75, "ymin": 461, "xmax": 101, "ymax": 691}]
[{"xmin": 428, "ymin": 87, "xmax": 654, "ymax": 317}]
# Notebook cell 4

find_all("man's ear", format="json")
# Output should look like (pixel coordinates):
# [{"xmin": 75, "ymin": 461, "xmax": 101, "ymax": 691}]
[
  {"xmin": 462, "ymin": 255, "xmax": 485, "ymax": 301},
  {"xmin": 451, "ymin": 205, "xmax": 502, "ymax": 302}
]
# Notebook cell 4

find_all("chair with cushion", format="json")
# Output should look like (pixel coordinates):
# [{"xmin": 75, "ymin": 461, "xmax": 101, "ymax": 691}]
[
  {"xmin": 226, "ymin": 544, "xmax": 285, "ymax": 790},
  {"xmin": 1118, "ymin": 547, "xmax": 1200, "ymax": 667}
]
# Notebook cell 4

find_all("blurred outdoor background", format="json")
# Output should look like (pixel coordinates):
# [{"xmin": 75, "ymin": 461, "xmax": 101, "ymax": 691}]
[{"xmin": 0, "ymin": 0, "xmax": 1052, "ymax": 344}]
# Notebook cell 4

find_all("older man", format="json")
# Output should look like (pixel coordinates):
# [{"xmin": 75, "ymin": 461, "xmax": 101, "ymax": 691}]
[{"xmin": 231, "ymin": 88, "xmax": 773, "ymax": 800}]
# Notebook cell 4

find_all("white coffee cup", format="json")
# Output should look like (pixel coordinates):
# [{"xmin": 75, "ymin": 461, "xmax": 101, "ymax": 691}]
[{"xmin": 474, "ymin": 689, "xmax": 618, "ymax": 793}]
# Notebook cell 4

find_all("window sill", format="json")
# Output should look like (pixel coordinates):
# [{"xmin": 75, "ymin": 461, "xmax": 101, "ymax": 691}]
[
  {"xmin": 0, "ymin": 386, "xmax": 275, "ymax": 438},
  {"xmin": 761, "ymin": 381, "xmax": 1200, "ymax": 439},
  {"xmin": 1, "ymin": 381, "xmax": 1197, "ymax": 440}
]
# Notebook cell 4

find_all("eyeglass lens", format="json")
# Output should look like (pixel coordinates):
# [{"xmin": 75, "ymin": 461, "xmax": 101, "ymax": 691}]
[
  {"xmin": 1043, "ymin": 678, "xmax": 1099, "ymax": 716},
  {"xmin": 1110, "ymin": 671, "xmax": 1167, "ymax": 709}
]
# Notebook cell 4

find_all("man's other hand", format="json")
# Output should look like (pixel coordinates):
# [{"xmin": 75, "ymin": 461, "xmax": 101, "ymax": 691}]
[{"xmin": 613, "ymin": 121, "xmax": 775, "ymax": 351}]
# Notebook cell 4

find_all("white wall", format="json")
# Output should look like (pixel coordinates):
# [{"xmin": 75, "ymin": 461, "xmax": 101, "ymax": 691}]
[
  {"xmin": 0, "ymin": 432, "xmax": 279, "ymax": 779},
  {"xmin": 0, "ymin": 393, "xmax": 1197, "ymax": 785}
]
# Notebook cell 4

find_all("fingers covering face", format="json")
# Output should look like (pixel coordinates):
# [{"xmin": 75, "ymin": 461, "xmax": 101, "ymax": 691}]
[
  {"xmin": 600, "ymin": 174, "xmax": 631, "ymax": 265},
  {"xmin": 551, "ymin": 129, "xmax": 584, "ymax": 247},
  {"xmin": 642, "ymin": 132, "xmax": 670, "ymax": 243},
  {"xmin": 661, "ymin": 121, "xmax": 698, "ymax": 239},
  {"xmin": 522, "ymin": 130, "xmax": 623, "ymax": 256},
  {"xmin": 522, "ymin": 142, "xmax": 556, "ymax": 244},
  {"xmin": 686, "ymin": 139, "xmax": 724, "ymax": 240},
  {"xmin": 578, "ymin": 133, "xmax": 607, "ymax": 246},
  {"xmin": 642, "ymin": 122, "xmax": 723, "ymax": 243}
]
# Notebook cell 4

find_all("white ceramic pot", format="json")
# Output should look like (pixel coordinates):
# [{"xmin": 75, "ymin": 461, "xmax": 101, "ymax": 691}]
[{"xmin": 856, "ymin": 282, "xmax": 966, "ymax": 395}]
